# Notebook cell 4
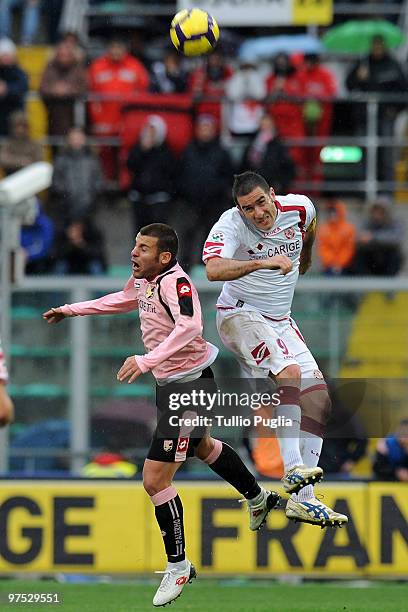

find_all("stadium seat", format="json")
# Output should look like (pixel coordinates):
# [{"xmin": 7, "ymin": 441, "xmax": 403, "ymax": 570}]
[{"xmin": 119, "ymin": 93, "xmax": 195, "ymax": 190}]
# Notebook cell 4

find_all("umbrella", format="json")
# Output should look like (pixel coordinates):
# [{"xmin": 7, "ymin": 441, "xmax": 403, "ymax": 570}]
[
  {"xmin": 91, "ymin": 400, "xmax": 156, "ymax": 448},
  {"xmin": 322, "ymin": 19, "xmax": 405, "ymax": 54},
  {"xmin": 238, "ymin": 35, "xmax": 323, "ymax": 62}
]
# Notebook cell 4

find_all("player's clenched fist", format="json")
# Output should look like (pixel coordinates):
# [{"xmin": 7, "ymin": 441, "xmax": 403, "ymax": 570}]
[
  {"xmin": 42, "ymin": 307, "xmax": 67, "ymax": 324},
  {"xmin": 262, "ymin": 255, "xmax": 293, "ymax": 275}
]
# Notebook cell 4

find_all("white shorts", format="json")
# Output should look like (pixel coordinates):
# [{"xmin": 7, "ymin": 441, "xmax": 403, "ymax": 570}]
[{"xmin": 216, "ymin": 308, "xmax": 325, "ymax": 391}]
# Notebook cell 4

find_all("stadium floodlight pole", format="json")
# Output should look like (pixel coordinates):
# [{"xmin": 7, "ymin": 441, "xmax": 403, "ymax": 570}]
[{"xmin": 0, "ymin": 163, "xmax": 53, "ymax": 472}]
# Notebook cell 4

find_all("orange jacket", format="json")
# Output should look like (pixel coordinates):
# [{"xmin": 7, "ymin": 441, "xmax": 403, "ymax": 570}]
[
  {"xmin": 251, "ymin": 406, "xmax": 284, "ymax": 478},
  {"xmin": 317, "ymin": 201, "xmax": 356, "ymax": 270},
  {"xmin": 252, "ymin": 436, "xmax": 284, "ymax": 479},
  {"xmin": 88, "ymin": 54, "xmax": 149, "ymax": 135}
]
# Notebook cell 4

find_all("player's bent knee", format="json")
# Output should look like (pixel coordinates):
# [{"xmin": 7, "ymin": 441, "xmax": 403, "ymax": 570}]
[
  {"xmin": 276, "ymin": 363, "xmax": 301, "ymax": 382},
  {"xmin": 195, "ymin": 435, "xmax": 215, "ymax": 461},
  {"xmin": 143, "ymin": 468, "xmax": 173, "ymax": 497}
]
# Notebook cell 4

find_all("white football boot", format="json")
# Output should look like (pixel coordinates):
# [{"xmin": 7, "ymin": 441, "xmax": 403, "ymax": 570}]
[
  {"xmin": 286, "ymin": 497, "xmax": 349, "ymax": 528},
  {"xmin": 241, "ymin": 490, "xmax": 281, "ymax": 531},
  {"xmin": 153, "ymin": 559, "xmax": 196, "ymax": 607},
  {"xmin": 281, "ymin": 465, "xmax": 323, "ymax": 494}
]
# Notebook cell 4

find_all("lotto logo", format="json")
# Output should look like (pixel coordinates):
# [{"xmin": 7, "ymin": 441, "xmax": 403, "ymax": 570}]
[
  {"xmin": 177, "ymin": 438, "xmax": 188, "ymax": 452},
  {"xmin": 177, "ymin": 283, "xmax": 192, "ymax": 297},
  {"xmin": 251, "ymin": 342, "xmax": 271, "ymax": 365},
  {"xmin": 175, "ymin": 576, "xmax": 188, "ymax": 586}
]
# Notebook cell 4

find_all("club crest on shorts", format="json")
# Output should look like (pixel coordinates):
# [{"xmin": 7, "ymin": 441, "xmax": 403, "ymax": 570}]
[
  {"xmin": 163, "ymin": 440, "xmax": 173, "ymax": 452},
  {"xmin": 145, "ymin": 284, "xmax": 155, "ymax": 299},
  {"xmin": 251, "ymin": 341, "xmax": 271, "ymax": 365},
  {"xmin": 313, "ymin": 369, "xmax": 324, "ymax": 379},
  {"xmin": 284, "ymin": 227, "xmax": 296, "ymax": 239}
]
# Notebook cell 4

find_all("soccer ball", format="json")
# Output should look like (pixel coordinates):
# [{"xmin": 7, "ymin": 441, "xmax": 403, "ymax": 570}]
[{"xmin": 170, "ymin": 8, "xmax": 219, "ymax": 57}]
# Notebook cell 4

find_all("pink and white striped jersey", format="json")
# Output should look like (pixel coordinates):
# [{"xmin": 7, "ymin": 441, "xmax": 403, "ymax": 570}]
[
  {"xmin": 60, "ymin": 262, "xmax": 218, "ymax": 385},
  {"xmin": 0, "ymin": 337, "xmax": 9, "ymax": 383},
  {"xmin": 203, "ymin": 194, "xmax": 316, "ymax": 319}
]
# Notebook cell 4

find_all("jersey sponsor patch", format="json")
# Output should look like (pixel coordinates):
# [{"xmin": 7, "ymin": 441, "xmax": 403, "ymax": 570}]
[
  {"xmin": 203, "ymin": 241, "xmax": 224, "ymax": 258},
  {"xmin": 251, "ymin": 341, "xmax": 271, "ymax": 365},
  {"xmin": 176, "ymin": 277, "xmax": 194, "ymax": 316}
]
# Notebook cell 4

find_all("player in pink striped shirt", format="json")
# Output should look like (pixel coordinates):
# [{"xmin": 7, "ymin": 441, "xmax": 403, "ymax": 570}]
[{"xmin": 44, "ymin": 223, "xmax": 279, "ymax": 607}]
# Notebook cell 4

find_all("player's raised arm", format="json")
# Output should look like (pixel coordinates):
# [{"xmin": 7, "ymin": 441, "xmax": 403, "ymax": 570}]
[
  {"xmin": 206, "ymin": 254, "xmax": 292, "ymax": 281},
  {"xmin": 299, "ymin": 217, "xmax": 317, "ymax": 275},
  {"xmin": 42, "ymin": 276, "xmax": 139, "ymax": 323}
]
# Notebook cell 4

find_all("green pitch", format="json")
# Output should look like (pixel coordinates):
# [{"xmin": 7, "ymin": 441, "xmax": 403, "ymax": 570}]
[{"xmin": 0, "ymin": 580, "xmax": 406, "ymax": 611}]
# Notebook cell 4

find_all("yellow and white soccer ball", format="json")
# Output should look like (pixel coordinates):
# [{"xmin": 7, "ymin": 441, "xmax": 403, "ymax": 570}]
[{"xmin": 170, "ymin": 8, "xmax": 219, "ymax": 57}]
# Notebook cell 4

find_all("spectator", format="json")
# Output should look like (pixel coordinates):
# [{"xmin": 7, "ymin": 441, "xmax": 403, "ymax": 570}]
[
  {"xmin": 150, "ymin": 48, "xmax": 189, "ymax": 94},
  {"xmin": 373, "ymin": 420, "xmax": 408, "ymax": 481},
  {"xmin": 189, "ymin": 49, "xmax": 233, "ymax": 126},
  {"xmin": 0, "ymin": 0, "xmax": 40, "ymax": 46},
  {"xmin": 88, "ymin": 38, "xmax": 150, "ymax": 178},
  {"xmin": 53, "ymin": 216, "xmax": 107, "ymax": 275},
  {"xmin": 318, "ymin": 381, "xmax": 367, "ymax": 475},
  {"xmin": 240, "ymin": 113, "xmax": 295, "ymax": 194},
  {"xmin": 0, "ymin": 335, "xmax": 14, "ymax": 427},
  {"xmin": 225, "ymin": 56, "xmax": 266, "ymax": 137},
  {"xmin": 266, "ymin": 52, "xmax": 305, "ymax": 170},
  {"xmin": 317, "ymin": 198, "xmax": 356, "ymax": 275},
  {"xmin": 297, "ymin": 53, "xmax": 337, "ymax": 190},
  {"xmin": 58, "ymin": 30, "xmax": 86, "ymax": 62},
  {"xmin": 51, "ymin": 126, "xmax": 105, "ymax": 223},
  {"xmin": 0, "ymin": 38, "xmax": 28, "ymax": 136},
  {"xmin": 243, "ymin": 404, "xmax": 284, "ymax": 479},
  {"xmin": 354, "ymin": 197, "xmax": 404, "ymax": 275},
  {"xmin": 81, "ymin": 447, "xmax": 137, "ymax": 478},
  {"xmin": 0, "ymin": 110, "xmax": 43, "ymax": 175},
  {"xmin": 346, "ymin": 35, "xmax": 407, "ymax": 186},
  {"xmin": 21, "ymin": 200, "xmax": 54, "ymax": 274},
  {"xmin": 39, "ymin": 40, "xmax": 87, "ymax": 138},
  {"xmin": 126, "ymin": 115, "xmax": 176, "ymax": 232},
  {"xmin": 174, "ymin": 114, "xmax": 233, "ymax": 269}
]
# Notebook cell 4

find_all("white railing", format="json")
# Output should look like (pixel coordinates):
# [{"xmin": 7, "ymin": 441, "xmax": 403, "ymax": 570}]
[{"xmin": 3, "ymin": 276, "xmax": 408, "ymax": 473}]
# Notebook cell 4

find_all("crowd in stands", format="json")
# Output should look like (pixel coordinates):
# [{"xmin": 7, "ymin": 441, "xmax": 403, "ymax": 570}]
[
  {"xmin": 317, "ymin": 195, "xmax": 404, "ymax": 277},
  {"xmin": 0, "ymin": 8, "xmax": 407, "ymax": 278}
]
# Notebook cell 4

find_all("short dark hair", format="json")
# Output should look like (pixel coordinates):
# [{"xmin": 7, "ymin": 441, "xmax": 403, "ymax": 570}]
[
  {"xmin": 232, "ymin": 171, "xmax": 270, "ymax": 205},
  {"xmin": 140, "ymin": 223, "xmax": 178, "ymax": 260}
]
